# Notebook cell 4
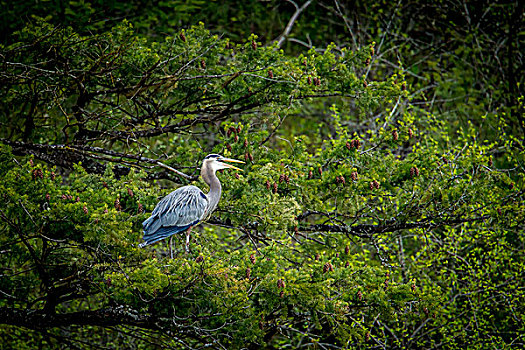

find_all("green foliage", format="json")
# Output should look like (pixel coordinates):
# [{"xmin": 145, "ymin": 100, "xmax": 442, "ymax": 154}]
[{"xmin": 1, "ymin": 2, "xmax": 524, "ymax": 349}]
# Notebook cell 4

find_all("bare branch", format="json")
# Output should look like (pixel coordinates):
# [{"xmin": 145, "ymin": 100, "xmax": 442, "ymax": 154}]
[
  {"xmin": 299, "ymin": 215, "xmax": 491, "ymax": 237},
  {"xmin": 0, "ymin": 139, "xmax": 196, "ymax": 180},
  {"xmin": 274, "ymin": 0, "xmax": 314, "ymax": 48}
]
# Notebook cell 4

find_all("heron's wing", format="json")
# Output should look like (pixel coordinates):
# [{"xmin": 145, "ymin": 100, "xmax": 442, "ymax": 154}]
[{"xmin": 141, "ymin": 185, "xmax": 208, "ymax": 246}]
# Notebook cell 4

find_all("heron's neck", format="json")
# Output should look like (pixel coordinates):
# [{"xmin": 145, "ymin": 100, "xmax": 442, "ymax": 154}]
[{"xmin": 202, "ymin": 168, "xmax": 222, "ymax": 212}]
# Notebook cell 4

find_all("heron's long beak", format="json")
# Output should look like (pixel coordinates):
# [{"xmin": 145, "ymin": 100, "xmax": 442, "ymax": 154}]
[{"xmin": 220, "ymin": 157, "xmax": 245, "ymax": 171}]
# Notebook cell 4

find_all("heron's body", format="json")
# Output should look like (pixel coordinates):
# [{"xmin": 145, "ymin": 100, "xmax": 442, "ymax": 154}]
[
  {"xmin": 140, "ymin": 154, "xmax": 243, "ymax": 255},
  {"xmin": 140, "ymin": 186, "xmax": 209, "ymax": 247}
]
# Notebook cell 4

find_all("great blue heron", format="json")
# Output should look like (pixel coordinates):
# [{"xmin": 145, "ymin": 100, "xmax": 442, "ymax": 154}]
[{"xmin": 140, "ymin": 154, "xmax": 244, "ymax": 257}]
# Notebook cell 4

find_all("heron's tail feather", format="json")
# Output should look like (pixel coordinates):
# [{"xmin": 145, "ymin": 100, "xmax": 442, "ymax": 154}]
[
  {"xmin": 140, "ymin": 224, "xmax": 191, "ymax": 247},
  {"xmin": 142, "ymin": 214, "xmax": 161, "ymax": 233}
]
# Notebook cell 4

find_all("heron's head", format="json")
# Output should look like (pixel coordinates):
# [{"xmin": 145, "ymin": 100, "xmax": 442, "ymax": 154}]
[{"xmin": 203, "ymin": 154, "xmax": 244, "ymax": 173}]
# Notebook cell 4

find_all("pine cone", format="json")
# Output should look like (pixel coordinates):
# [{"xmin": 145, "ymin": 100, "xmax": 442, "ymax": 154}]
[
  {"xmin": 392, "ymin": 130, "xmax": 398, "ymax": 141},
  {"xmin": 32, "ymin": 168, "xmax": 43, "ymax": 180},
  {"xmin": 323, "ymin": 262, "xmax": 333, "ymax": 273}
]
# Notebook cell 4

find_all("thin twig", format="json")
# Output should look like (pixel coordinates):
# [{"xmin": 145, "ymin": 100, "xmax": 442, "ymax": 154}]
[{"xmin": 274, "ymin": 0, "xmax": 314, "ymax": 48}]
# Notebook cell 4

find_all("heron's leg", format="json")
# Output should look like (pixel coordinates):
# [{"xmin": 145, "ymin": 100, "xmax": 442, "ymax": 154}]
[
  {"xmin": 169, "ymin": 236, "xmax": 174, "ymax": 259},
  {"xmin": 185, "ymin": 226, "xmax": 193, "ymax": 254}
]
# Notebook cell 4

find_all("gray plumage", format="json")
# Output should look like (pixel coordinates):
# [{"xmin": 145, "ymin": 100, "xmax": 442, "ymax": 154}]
[
  {"xmin": 140, "ymin": 154, "xmax": 244, "ymax": 253},
  {"xmin": 140, "ymin": 186, "xmax": 208, "ymax": 247}
]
